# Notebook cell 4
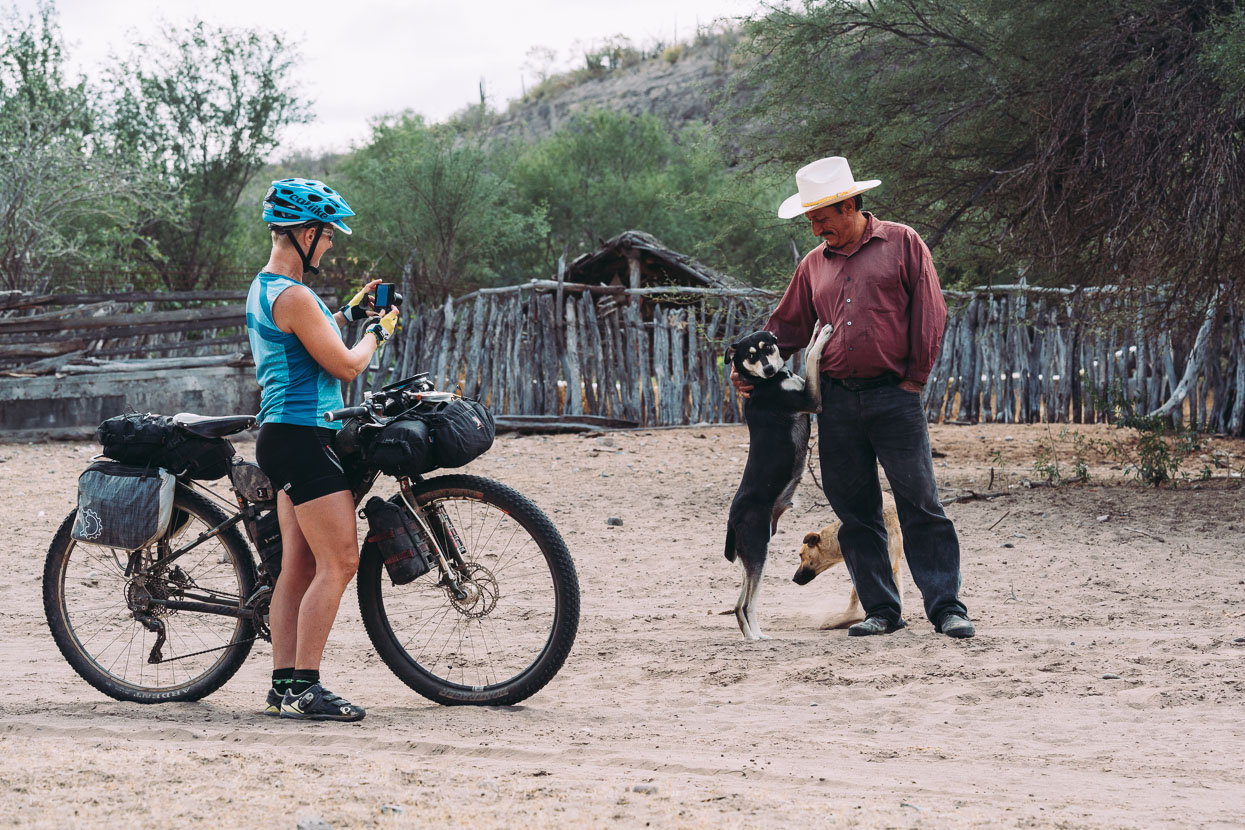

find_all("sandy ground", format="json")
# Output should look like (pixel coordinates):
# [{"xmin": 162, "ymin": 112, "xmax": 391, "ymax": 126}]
[{"xmin": 2, "ymin": 422, "xmax": 1243, "ymax": 829}]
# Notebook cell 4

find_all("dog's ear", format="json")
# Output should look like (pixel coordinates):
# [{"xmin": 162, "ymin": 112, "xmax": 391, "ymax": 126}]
[
  {"xmin": 724, "ymin": 341, "xmax": 738, "ymax": 364},
  {"xmin": 802, "ymin": 532, "xmax": 821, "ymax": 546}
]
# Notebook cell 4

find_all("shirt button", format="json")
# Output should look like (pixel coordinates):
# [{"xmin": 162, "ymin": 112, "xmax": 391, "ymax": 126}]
[
  {"xmin": 846, "ymin": 321, "xmax": 852, "ymax": 326},
  {"xmin": 846, "ymin": 298, "xmax": 851, "ymax": 303},
  {"xmin": 849, "ymin": 346, "xmax": 854, "ymax": 351}
]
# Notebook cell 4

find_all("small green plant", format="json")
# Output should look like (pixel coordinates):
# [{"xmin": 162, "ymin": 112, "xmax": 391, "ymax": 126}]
[
  {"xmin": 1065, "ymin": 428, "xmax": 1093, "ymax": 483},
  {"xmin": 1114, "ymin": 408, "xmax": 1202, "ymax": 487},
  {"xmin": 1032, "ymin": 426, "xmax": 1064, "ymax": 485},
  {"xmin": 1030, "ymin": 427, "xmax": 1095, "ymax": 486}
]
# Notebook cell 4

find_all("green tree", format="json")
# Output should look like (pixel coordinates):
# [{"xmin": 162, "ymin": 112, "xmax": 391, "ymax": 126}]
[
  {"xmin": 0, "ymin": 2, "xmax": 154, "ymax": 291},
  {"xmin": 340, "ymin": 112, "xmax": 548, "ymax": 302},
  {"xmin": 511, "ymin": 109, "xmax": 795, "ymax": 285},
  {"xmin": 106, "ymin": 20, "xmax": 309, "ymax": 290},
  {"xmin": 730, "ymin": 0, "xmax": 1245, "ymax": 304}
]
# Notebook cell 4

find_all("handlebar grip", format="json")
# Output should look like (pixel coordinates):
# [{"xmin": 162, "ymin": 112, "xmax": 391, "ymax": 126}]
[{"xmin": 323, "ymin": 405, "xmax": 370, "ymax": 423}]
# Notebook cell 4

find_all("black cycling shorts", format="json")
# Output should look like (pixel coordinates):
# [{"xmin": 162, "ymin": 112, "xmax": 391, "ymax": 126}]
[{"xmin": 255, "ymin": 423, "xmax": 350, "ymax": 505}]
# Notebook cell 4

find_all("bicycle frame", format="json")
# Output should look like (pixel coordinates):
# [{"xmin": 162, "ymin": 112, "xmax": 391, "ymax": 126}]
[{"xmin": 133, "ymin": 474, "xmax": 467, "ymax": 626}]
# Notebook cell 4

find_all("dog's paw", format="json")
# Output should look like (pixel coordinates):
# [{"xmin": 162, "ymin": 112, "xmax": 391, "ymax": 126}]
[{"xmin": 819, "ymin": 614, "xmax": 863, "ymax": 630}]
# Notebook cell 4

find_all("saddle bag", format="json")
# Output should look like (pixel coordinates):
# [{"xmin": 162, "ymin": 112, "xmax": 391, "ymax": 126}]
[
  {"xmin": 97, "ymin": 413, "xmax": 233, "ymax": 480},
  {"xmin": 361, "ymin": 496, "xmax": 433, "ymax": 586},
  {"xmin": 71, "ymin": 461, "xmax": 176, "ymax": 550},
  {"xmin": 424, "ymin": 397, "xmax": 495, "ymax": 469},
  {"xmin": 160, "ymin": 429, "xmax": 234, "ymax": 480}
]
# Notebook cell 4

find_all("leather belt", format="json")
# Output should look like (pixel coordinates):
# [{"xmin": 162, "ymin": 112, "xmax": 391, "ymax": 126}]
[{"xmin": 830, "ymin": 373, "xmax": 900, "ymax": 391}]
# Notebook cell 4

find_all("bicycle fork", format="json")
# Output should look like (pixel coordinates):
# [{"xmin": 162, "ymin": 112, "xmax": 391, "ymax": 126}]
[{"xmin": 397, "ymin": 488, "xmax": 472, "ymax": 602}]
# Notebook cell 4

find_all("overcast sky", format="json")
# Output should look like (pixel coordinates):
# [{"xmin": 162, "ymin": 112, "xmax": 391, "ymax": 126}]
[{"xmin": 40, "ymin": 0, "xmax": 760, "ymax": 157}]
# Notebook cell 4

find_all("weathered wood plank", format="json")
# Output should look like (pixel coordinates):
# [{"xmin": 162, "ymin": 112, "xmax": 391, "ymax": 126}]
[{"xmin": 563, "ymin": 297, "xmax": 583, "ymax": 415}]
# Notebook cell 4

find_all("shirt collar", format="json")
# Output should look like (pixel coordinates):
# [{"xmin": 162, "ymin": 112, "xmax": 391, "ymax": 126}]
[{"xmin": 821, "ymin": 212, "xmax": 887, "ymax": 259}]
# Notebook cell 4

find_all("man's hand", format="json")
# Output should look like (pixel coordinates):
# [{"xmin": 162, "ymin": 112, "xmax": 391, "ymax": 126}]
[
  {"xmin": 730, "ymin": 366, "xmax": 754, "ymax": 399},
  {"xmin": 898, "ymin": 379, "xmax": 924, "ymax": 394}
]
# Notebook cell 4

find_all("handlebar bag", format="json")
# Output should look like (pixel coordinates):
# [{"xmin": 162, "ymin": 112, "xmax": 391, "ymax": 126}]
[
  {"xmin": 361, "ymin": 496, "xmax": 432, "ymax": 585},
  {"xmin": 424, "ymin": 398, "xmax": 495, "ymax": 469},
  {"xmin": 71, "ymin": 461, "xmax": 175, "ymax": 550},
  {"xmin": 365, "ymin": 417, "xmax": 433, "ymax": 477},
  {"xmin": 98, "ymin": 413, "xmax": 234, "ymax": 480}
]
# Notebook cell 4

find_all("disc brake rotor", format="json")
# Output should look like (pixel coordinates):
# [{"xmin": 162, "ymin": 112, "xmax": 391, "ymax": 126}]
[{"xmin": 448, "ymin": 564, "xmax": 499, "ymax": 618}]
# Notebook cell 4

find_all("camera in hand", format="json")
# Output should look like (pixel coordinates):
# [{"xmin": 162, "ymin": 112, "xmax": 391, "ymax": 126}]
[{"xmin": 375, "ymin": 283, "xmax": 399, "ymax": 310}]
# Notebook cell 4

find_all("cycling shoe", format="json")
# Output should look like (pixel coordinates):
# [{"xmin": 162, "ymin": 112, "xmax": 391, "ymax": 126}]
[{"xmin": 279, "ymin": 683, "xmax": 366, "ymax": 722}]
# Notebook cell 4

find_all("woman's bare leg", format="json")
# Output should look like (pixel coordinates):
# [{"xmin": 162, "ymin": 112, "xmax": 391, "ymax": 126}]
[
  {"xmin": 289, "ymin": 489, "xmax": 360, "ymax": 670},
  {"xmin": 270, "ymin": 490, "xmax": 315, "ymax": 670}
]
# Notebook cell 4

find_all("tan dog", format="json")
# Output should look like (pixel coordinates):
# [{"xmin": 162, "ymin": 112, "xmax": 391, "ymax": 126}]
[{"xmin": 792, "ymin": 493, "xmax": 904, "ymax": 630}]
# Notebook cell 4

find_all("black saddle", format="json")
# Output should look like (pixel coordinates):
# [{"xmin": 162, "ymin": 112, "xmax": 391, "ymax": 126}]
[{"xmin": 173, "ymin": 412, "xmax": 257, "ymax": 439}]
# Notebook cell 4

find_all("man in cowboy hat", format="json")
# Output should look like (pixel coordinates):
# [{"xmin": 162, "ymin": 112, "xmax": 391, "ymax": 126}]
[{"xmin": 733, "ymin": 156, "xmax": 974, "ymax": 639}]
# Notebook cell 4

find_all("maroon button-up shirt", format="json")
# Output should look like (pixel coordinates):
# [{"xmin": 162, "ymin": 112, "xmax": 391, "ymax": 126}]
[{"xmin": 764, "ymin": 213, "xmax": 947, "ymax": 384}]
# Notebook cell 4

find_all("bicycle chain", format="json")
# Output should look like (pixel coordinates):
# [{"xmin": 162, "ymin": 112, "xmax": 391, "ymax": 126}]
[{"xmin": 151, "ymin": 636, "xmax": 257, "ymax": 664}]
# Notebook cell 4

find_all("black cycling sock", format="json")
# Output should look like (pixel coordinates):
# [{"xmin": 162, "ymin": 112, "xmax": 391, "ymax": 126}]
[
  {"xmin": 272, "ymin": 667, "xmax": 294, "ymax": 692},
  {"xmin": 290, "ymin": 669, "xmax": 320, "ymax": 696}
]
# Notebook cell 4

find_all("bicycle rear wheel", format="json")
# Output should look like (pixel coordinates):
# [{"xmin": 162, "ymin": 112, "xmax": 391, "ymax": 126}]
[
  {"xmin": 358, "ymin": 474, "xmax": 579, "ymax": 705},
  {"xmin": 43, "ymin": 486, "xmax": 257, "ymax": 703}
]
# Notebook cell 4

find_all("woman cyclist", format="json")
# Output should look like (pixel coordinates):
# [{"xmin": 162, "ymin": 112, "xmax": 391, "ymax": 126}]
[{"xmin": 247, "ymin": 178, "xmax": 397, "ymax": 722}]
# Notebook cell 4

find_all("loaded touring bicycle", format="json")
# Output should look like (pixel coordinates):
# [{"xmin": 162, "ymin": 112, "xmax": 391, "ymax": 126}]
[{"xmin": 43, "ymin": 374, "xmax": 580, "ymax": 706}]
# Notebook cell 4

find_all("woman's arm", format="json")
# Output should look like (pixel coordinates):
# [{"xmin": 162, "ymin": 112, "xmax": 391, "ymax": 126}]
[{"xmin": 272, "ymin": 285, "xmax": 381, "ymax": 381}]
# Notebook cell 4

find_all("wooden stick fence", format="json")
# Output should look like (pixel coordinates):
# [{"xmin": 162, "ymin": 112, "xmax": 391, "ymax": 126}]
[
  {"xmin": 5, "ymin": 283, "xmax": 1243, "ymax": 435},
  {"xmin": 346, "ymin": 284, "xmax": 775, "ymax": 427},
  {"xmin": 350, "ymin": 283, "xmax": 1245, "ymax": 435},
  {"xmin": 922, "ymin": 289, "xmax": 1245, "ymax": 433}
]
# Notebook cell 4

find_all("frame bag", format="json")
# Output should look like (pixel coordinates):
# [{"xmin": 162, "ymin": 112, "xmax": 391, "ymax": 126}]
[
  {"xmin": 361, "ymin": 496, "xmax": 433, "ymax": 585},
  {"xmin": 71, "ymin": 461, "xmax": 176, "ymax": 550}
]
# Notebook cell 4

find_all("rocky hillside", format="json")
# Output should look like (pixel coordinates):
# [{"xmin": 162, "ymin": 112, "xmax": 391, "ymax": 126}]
[{"xmin": 486, "ymin": 36, "xmax": 749, "ymax": 143}]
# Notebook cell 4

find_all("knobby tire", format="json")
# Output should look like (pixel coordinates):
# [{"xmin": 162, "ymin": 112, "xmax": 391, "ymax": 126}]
[
  {"xmin": 357, "ymin": 474, "xmax": 579, "ymax": 706},
  {"xmin": 43, "ymin": 486, "xmax": 257, "ymax": 703}
]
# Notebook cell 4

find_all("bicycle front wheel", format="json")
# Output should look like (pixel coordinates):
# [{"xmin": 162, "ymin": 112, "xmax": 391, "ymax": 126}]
[
  {"xmin": 358, "ymin": 474, "xmax": 580, "ymax": 706},
  {"xmin": 43, "ymin": 486, "xmax": 257, "ymax": 703}
]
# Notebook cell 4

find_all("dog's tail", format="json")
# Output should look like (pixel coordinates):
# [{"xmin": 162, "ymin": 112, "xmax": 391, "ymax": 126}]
[{"xmin": 724, "ymin": 524, "xmax": 737, "ymax": 562}]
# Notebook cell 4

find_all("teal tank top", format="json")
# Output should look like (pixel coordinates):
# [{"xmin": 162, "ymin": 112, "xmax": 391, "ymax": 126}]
[{"xmin": 246, "ymin": 272, "xmax": 345, "ymax": 428}]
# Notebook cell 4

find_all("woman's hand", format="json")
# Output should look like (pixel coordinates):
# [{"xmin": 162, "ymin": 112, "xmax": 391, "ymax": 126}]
[
  {"xmin": 366, "ymin": 308, "xmax": 399, "ymax": 347},
  {"xmin": 340, "ymin": 279, "xmax": 384, "ymax": 322}
]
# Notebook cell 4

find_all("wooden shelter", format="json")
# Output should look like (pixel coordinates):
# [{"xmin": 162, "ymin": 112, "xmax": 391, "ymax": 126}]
[{"xmin": 560, "ymin": 231, "xmax": 748, "ymax": 296}]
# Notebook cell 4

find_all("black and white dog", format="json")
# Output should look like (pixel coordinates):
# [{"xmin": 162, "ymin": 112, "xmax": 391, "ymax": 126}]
[{"xmin": 724, "ymin": 323, "xmax": 832, "ymax": 640}]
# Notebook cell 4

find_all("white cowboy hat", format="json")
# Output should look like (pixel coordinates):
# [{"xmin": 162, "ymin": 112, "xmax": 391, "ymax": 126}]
[{"xmin": 777, "ymin": 156, "xmax": 881, "ymax": 219}]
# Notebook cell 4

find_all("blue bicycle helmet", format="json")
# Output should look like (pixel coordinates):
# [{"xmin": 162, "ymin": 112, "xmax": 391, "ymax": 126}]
[
  {"xmin": 263, "ymin": 178, "xmax": 354, "ymax": 234},
  {"xmin": 263, "ymin": 178, "xmax": 355, "ymax": 274}
]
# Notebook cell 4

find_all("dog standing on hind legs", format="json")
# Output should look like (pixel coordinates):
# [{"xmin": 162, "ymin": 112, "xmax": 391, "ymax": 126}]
[{"xmin": 724, "ymin": 322, "xmax": 833, "ymax": 640}]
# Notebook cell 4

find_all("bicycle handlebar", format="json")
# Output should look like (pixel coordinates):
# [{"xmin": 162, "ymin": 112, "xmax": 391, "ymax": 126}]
[{"xmin": 323, "ymin": 405, "xmax": 370, "ymax": 423}]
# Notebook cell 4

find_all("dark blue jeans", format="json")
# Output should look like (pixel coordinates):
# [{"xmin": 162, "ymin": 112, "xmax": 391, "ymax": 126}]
[{"xmin": 817, "ymin": 380, "xmax": 967, "ymax": 626}]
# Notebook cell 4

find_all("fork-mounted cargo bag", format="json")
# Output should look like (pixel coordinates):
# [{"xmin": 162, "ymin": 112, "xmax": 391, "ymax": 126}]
[
  {"xmin": 71, "ymin": 461, "xmax": 176, "ymax": 550},
  {"xmin": 361, "ymin": 496, "xmax": 432, "ymax": 585}
]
